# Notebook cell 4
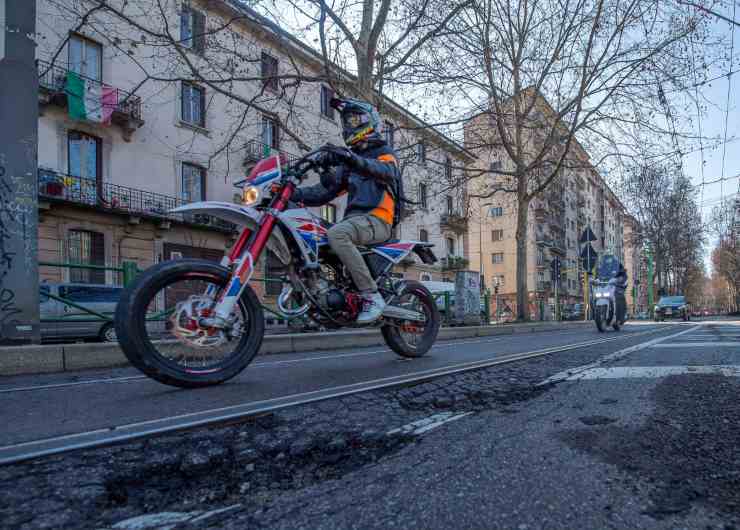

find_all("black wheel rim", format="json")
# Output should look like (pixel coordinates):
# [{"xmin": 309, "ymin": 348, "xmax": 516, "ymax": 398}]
[{"xmin": 136, "ymin": 271, "xmax": 251, "ymax": 375}]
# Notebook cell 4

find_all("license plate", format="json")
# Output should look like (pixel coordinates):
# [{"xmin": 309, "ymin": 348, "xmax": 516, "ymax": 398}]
[{"xmin": 665, "ymin": 309, "xmax": 672, "ymax": 314}]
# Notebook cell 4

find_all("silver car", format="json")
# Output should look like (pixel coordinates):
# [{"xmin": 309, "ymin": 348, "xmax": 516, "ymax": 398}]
[{"xmin": 40, "ymin": 283, "xmax": 121, "ymax": 342}]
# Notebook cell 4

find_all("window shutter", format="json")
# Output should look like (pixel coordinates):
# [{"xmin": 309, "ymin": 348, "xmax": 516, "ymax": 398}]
[
  {"xmin": 193, "ymin": 10, "xmax": 206, "ymax": 53},
  {"xmin": 198, "ymin": 86, "xmax": 206, "ymax": 127}
]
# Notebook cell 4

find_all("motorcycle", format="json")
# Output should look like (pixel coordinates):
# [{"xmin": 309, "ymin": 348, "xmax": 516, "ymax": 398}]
[
  {"xmin": 590, "ymin": 254, "xmax": 627, "ymax": 333},
  {"xmin": 115, "ymin": 149, "xmax": 441, "ymax": 388}
]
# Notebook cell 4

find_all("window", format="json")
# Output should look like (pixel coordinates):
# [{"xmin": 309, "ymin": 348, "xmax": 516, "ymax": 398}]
[
  {"xmin": 490, "ymin": 206, "xmax": 503, "ymax": 217},
  {"xmin": 181, "ymin": 82, "xmax": 205, "ymax": 127},
  {"xmin": 264, "ymin": 251, "xmax": 285, "ymax": 296},
  {"xmin": 417, "ymin": 142, "xmax": 426, "ymax": 163},
  {"xmin": 446, "ymin": 237, "xmax": 455, "ymax": 256},
  {"xmin": 446, "ymin": 195, "xmax": 454, "ymax": 215},
  {"xmin": 419, "ymin": 229, "xmax": 429, "ymax": 242},
  {"xmin": 182, "ymin": 162, "xmax": 206, "ymax": 203},
  {"xmin": 261, "ymin": 52, "xmax": 279, "ymax": 92},
  {"xmin": 320, "ymin": 86, "xmax": 334, "ymax": 119},
  {"xmin": 492, "ymin": 253, "xmax": 504, "ymax": 264},
  {"xmin": 320, "ymin": 204, "xmax": 337, "ymax": 223},
  {"xmin": 419, "ymin": 182, "xmax": 428, "ymax": 209},
  {"xmin": 494, "ymin": 275, "xmax": 505, "ymax": 287},
  {"xmin": 59, "ymin": 285, "xmax": 122, "ymax": 302},
  {"xmin": 67, "ymin": 131, "xmax": 101, "ymax": 204},
  {"xmin": 69, "ymin": 34, "xmax": 102, "ymax": 81},
  {"xmin": 384, "ymin": 121, "xmax": 395, "ymax": 147},
  {"xmin": 180, "ymin": 6, "xmax": 206, "ymax": 53},
  {"xmin": 491, "ymin": 229, "xmax": 503, "ymax": 242},
  {"xmin": 444, "ymin": 156, "xmax": 452, "ymax": 180},
  {"xmin": 262, "ymin": 115, "xmax": 279, "ymax": 149},
  {"xmin": 68, "ymin": 230, "xmax": 105, "ymax": 284}
]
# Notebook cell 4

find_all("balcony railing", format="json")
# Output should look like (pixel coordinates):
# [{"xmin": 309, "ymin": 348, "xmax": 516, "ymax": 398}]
[
  {"xmin": 440, "ymin": 212, "xmax": 468, "ymax": 233},
  {"xmin": 440, "ymin": 255, "xmax": 469, "ymax": 271},
  {"xmin": 243, "ymin": 139, "xmax": 301, "ymax": 167},
  {"xmin": 38, "ymin": 169, "xmax": 235, "ymax": 232},
  {"xmin": 37, "ymin": 60, "xmax": 143, "ymax": 123}
]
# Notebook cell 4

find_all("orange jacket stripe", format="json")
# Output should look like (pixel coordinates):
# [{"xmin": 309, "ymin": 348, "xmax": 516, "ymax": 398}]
[{"xmin": 370, "ymin": 190, "xmax": 394, "ymax": 225}]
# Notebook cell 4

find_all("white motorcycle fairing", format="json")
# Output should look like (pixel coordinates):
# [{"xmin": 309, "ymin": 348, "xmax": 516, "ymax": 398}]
[{"xmin": 170, "ymin": 201, "xmax": 293, "ymax": 264}]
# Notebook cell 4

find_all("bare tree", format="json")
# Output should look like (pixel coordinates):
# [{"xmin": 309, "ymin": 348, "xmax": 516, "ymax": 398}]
[
  {"xmin": 709, "ymin": 198, "xmax": 739, "ymax": 312},
  {"xmin": 621, "ymin": 162, "xmax": 705, "ymax": 298},
  {"xmin": 398, "ymin": 0, "xmax": 718, "ymax": 320}
]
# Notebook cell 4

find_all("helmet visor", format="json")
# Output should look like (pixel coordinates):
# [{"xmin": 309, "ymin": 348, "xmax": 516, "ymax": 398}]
[{"xmin": 342, "ymin": 111, "xmax": 370, "ymax": 129}]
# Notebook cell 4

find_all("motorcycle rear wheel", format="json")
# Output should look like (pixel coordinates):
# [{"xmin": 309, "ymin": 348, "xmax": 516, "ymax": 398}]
[
  {"xmin": 115, "ymin": 259, "xmax": 264, "ymax": 388},
  {"xmin": 382, "ymin": 280, "xmax": 440, "ymax": 358}
]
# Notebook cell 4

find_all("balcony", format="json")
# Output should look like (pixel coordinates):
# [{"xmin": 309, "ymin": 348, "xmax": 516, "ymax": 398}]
[
  {"xmin": 440, "ymin": 212, "xmax": 468, "ymax": 234},
  {"xmin": 37, "ymin": 60, "xmax": 144, "ymax": 141},
  {"xmin": 38, "ymin": 169, "xmax": 236, "ymax": 233},
  {"xmin": 243, "ymin": 139, "xmax": 301, "ymax": 168},
  {"xmin": 440, "ymin": 255, "xmax": 469, "ymax": 271}
]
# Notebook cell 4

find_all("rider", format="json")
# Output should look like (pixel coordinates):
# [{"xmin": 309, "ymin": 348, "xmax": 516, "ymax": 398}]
[{"xmin": 292, "ymin": 97, "xmax": 400, "ymax": 324}]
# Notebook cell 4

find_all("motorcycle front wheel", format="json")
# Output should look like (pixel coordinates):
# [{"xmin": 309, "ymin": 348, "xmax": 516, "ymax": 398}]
[
  {"xmin": 594, "ymin": 304, "xmax": 608, "ymax": 333},
  {"xmin": 382, "ymin": 280, "xmax": 440, "ymax": 358},
  {"xmin": 115, "ymin": 259, "xmax": 264, "ymax": 388}
]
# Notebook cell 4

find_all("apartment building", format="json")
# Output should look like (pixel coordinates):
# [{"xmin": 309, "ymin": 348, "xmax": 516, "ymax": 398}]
[
  {"xmin": 464, "ymin": 91, "xmax": 626, "ymax": 319},
  {"xmin": 34, "ymin": 0, "xmax": 472, "ymax": 297}
]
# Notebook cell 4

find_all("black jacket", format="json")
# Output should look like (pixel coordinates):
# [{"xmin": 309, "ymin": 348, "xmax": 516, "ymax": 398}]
[{"xmin": 293, "ymin": 142, "xmax": 400, "ymax": 225}]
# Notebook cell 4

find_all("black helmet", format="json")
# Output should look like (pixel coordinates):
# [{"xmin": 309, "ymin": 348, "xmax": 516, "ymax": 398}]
[{"xmin": 330, "ymin": 97, "xmax": 384, "ymax": 146}]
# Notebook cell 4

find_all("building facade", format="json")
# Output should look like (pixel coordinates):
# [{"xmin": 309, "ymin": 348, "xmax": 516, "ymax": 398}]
[
  {"xmin": 464, "ymin": 92, "xmax": 626, "ymax": 320},
  {"xmin": 34, "ymin": 0, "xmax": 472, "ymax": 302}
]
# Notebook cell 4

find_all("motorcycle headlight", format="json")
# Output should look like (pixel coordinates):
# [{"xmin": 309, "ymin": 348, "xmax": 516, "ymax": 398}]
[{"xmin": 243, "ymin": 186, "xmax": 261, "ymax": 206}]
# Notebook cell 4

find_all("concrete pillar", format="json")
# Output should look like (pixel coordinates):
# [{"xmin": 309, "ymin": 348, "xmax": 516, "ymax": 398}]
[{"xmin": 0, "ymin": 1, "xmax": 40, "ymax": 343}]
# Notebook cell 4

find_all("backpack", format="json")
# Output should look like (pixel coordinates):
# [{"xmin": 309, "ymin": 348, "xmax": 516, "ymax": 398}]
[{"xmin": 388, "ymin": 171, "xmax": 417, "ymax": 227}]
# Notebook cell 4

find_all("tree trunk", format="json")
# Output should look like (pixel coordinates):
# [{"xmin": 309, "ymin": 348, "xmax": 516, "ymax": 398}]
[{"xmin": 515, "ymin": 195, "xmax": 530, "ymax": 321}]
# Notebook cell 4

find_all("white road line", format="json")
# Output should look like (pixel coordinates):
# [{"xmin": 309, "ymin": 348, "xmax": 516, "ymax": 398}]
[
  {"xmin": 539, "ymin": 325, "xmax": 700, "ymax": 385},
  {"xmin": 559, "ymin": 365, "xmax": 740, "ymax": 380},
  {"xmin": 650, "ymin": 342, "xmax": 739, "ymax": 348},
  {"xmin": 387, "ymin": 412, "xmax": 472, "ymax": 436}
]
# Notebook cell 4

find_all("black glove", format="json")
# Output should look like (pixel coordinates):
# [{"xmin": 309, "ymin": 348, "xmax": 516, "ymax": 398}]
[
  {"xmin": 291, "ymin": 188, "xmax": 304, "ymax": 203},
  {"xmin": 318, "ymin": 144, "xmax": 354, "ymax": 167}
]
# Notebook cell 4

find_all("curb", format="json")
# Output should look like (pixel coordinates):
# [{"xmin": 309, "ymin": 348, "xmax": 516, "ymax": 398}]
[{"xmin": 0, "ymin": 321, "xmax": 592, "ymax": 376}]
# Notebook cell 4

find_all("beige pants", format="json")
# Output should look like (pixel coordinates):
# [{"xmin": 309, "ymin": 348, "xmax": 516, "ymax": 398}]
[{"xmin": 327, "ymin": 214, "xmax": 391, "ymax": 292}]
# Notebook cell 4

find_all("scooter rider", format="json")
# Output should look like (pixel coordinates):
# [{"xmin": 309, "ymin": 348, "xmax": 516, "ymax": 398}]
[{"xmin": 292, "ymin": 97, "xmax": 400, "ymax": 324}]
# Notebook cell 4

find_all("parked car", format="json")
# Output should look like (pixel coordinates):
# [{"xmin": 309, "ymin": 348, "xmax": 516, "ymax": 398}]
[
  {"xmin": 40, "ymin": 282, "xmax": 122, "ymax": 342},
  {"xmin": 654, "ymin": 295, "xmax": 690, "ymax": 322},
  {"xmin": 562, "ymin": 303, "xmax": 586, "ymax": 321}
]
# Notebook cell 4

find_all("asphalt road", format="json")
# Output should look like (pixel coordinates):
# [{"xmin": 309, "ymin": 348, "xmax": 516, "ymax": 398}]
[
  {"xmin": 1, "ymin": 322, "xmax": 659, "ymax": 446},
  {"xmin": 2, "ymin": 320, "xmax": 739, "ymax": 530}
]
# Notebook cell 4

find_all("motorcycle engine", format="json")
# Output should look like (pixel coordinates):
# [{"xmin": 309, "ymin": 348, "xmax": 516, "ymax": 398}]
[{"xmin": 325, "ymin": 289, "xmax": 346, "ymax": 311}]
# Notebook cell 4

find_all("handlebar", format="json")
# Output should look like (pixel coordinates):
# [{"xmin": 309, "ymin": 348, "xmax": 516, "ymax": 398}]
[{"xmin": 285, "ymin": 148, "xmax": 327, "ymax": 183}]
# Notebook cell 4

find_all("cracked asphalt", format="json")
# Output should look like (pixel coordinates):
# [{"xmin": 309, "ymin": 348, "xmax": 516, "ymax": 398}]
[{"xmin": 2, "ymin": 320, "xmax": 739, "ymax": 529}]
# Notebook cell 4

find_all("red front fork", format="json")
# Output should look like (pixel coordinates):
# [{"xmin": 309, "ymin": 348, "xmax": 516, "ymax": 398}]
[{"xmin": 212, "ymin": 182, "xmax": 295, "ymax": 322}]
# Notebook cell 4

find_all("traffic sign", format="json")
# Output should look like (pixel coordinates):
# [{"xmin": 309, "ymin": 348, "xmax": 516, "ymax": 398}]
[
  {"xmin": 579, "ymin": 227, "xmax": 597, "ymax": 244},
  {"xmin": 580, "ymin": 244, "xmax": 597, "ymax": 272}
]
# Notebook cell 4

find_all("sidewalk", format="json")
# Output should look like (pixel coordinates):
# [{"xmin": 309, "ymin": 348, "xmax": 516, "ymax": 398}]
[{"xmin": 0, "ymin": 321, "xmax": 593, "ymax": 376}]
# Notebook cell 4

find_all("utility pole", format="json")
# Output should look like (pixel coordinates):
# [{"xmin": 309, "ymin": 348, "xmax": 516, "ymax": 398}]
[
  {"xmin": 646, "ymin": 247, "xmax": 654, "ymax": 318},
  {"xmin": 0, "ymin": 1, "xmax": 40, "ymax": 343}
]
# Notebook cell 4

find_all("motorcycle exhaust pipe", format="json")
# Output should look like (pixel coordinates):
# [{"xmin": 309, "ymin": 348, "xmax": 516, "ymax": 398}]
[{"xmin": 277, "ymin": 284, "xmax": 310, "ymax": 317}]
